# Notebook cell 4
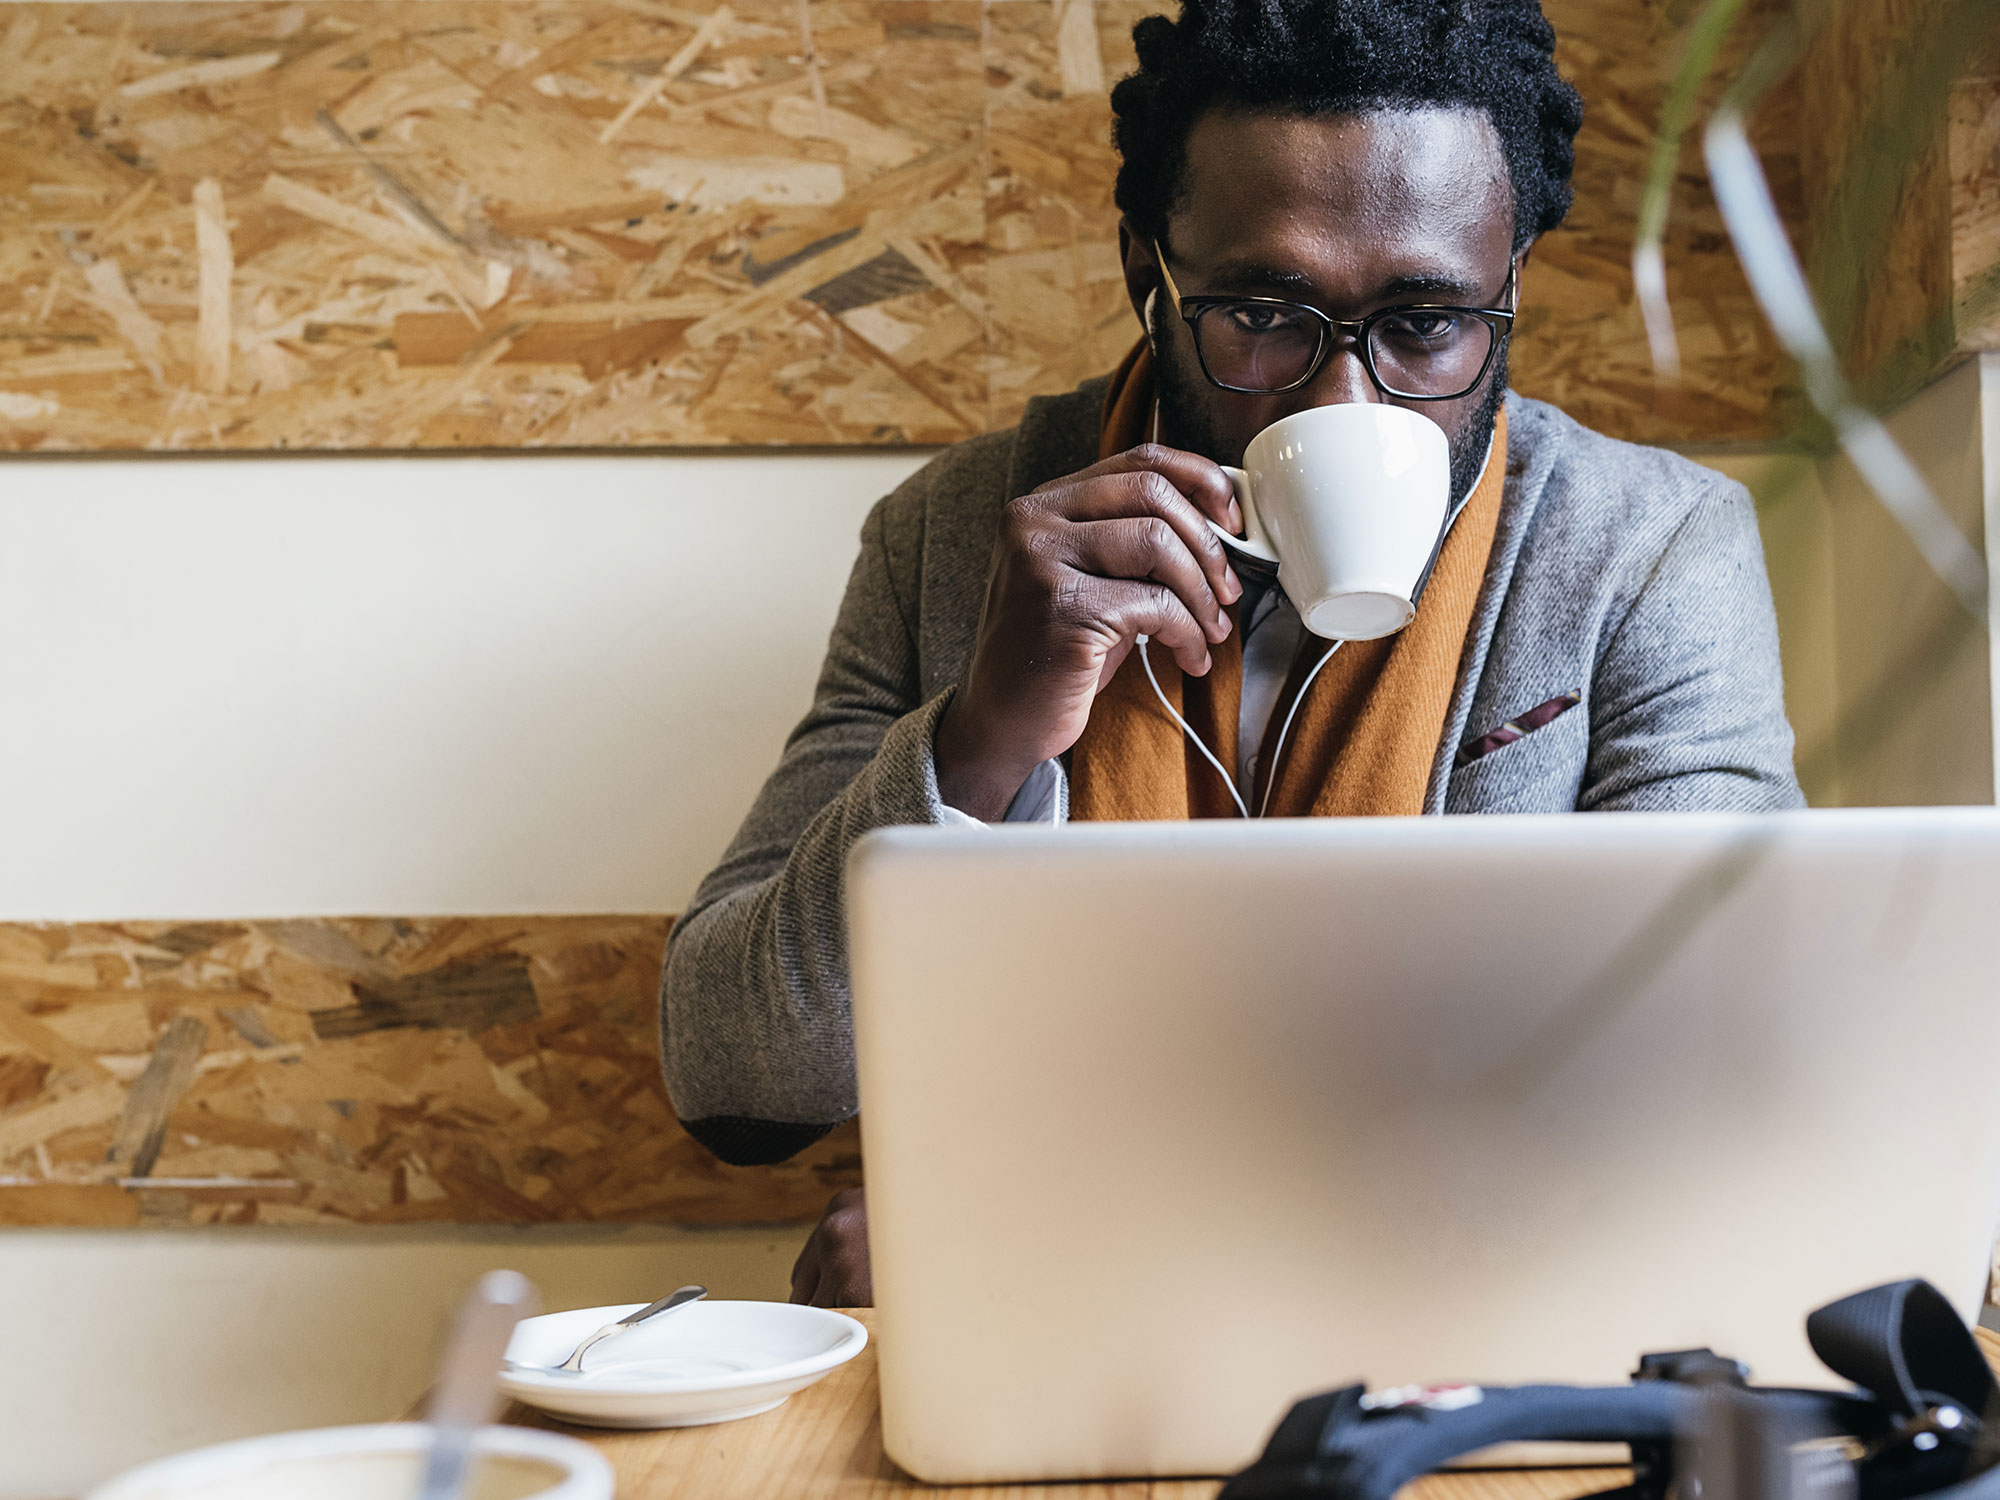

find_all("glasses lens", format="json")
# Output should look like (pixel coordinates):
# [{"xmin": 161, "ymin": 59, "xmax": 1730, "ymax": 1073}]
[
  {"xmin": 1190, "ymin": 302, "xmax": 1324, "ymax": 392},
  {"xmin": 1367, "ymin": 310, "xmax": 1496, "ymax": 399}
]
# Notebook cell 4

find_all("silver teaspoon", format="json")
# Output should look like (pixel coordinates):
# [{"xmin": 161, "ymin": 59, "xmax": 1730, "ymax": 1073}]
[
  {"xmin": 419, "ymin": 1269, "xmax": 539, "ymax": 1500},
  {"xmin": 554, "ymin": 1284, "xmax": 707, "ymax": 1374}
]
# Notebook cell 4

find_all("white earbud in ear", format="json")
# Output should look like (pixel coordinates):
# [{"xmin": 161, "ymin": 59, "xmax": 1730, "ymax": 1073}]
[{"xmin": 1142, "ymin": 289, "xmax": 1158, "ymax": 349}]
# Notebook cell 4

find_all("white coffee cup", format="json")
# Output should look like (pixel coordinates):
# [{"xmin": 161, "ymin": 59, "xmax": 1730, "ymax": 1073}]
[
  {"xmin": 1209, "ymin": 402, "xmax": 1453, "ymax": 640},
  {"xmin": 85, "ymin": 1422, "xmax": 614, "ymax": 1500}
]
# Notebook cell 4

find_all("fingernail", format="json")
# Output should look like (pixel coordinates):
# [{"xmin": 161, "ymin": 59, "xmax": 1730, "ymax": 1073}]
[
  {"xmin": 1224, "ymin": 566, "xmax": 1242, "ymax": 602},
  {"xmin": 1215, "ymin": 610, "xmax": 1232, "ymax": 640},
  {"xmin": 1229, "ymin": 499, "xmax": 1243, "ymax": 532}
]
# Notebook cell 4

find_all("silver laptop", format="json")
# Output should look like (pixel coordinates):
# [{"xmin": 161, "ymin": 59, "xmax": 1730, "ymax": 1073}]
[{"xmin": 847, "ymin": 808, "xmax": 2000, "ymax": 1484}]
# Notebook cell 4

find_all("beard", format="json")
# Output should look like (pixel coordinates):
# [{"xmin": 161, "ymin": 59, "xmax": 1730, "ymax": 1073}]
[
  {"xmin": 1446, "ymin": 343, "xmax": 1508, "ymax": 514},
  {"xmin": 1154, "ymin": 340, "xmax": 1509, "ymax": 515}
]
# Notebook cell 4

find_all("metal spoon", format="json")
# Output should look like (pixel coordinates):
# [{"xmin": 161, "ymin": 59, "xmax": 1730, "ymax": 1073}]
[
  {"xmin": 553, "ymin": 1284, "xmax": 707, "ymax": 1374},
  {"xmin": 418, "ymin": 1268, "xmax": 540, "ymax": 1500}
]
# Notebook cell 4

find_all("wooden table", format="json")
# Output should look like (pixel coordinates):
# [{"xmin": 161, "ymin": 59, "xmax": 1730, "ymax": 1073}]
[{"xmin": 507, "ymin": 1310, "xmax": 1632, "ymax": 1499}]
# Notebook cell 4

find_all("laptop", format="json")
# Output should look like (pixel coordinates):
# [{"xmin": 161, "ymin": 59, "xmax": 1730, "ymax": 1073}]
[{"xmin": 846, "ymin": 808, "xmax": 2000, "ymax": 1484}]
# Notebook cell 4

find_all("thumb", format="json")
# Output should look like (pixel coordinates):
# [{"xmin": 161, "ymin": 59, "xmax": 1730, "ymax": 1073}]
[{"xmin": 1099, "ymin": 635, "xmax": 1138, "ymax": 692}]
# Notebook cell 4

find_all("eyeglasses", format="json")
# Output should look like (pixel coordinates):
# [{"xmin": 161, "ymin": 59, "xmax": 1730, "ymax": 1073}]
[{"xmin": 1152, "ymin": 242, "xmax": 1517, "ymax": 401}]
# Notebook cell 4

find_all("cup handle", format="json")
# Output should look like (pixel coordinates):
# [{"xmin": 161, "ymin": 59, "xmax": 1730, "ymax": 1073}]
[{"xmin": 1209, "ymin": 466, "xmax": 1280, "ymax": 564}]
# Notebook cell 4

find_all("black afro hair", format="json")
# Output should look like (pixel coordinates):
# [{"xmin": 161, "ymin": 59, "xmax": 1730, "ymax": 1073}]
[{"xmin": 1110, "ymin": 0, "xmax": 1584, "ymax": 254}]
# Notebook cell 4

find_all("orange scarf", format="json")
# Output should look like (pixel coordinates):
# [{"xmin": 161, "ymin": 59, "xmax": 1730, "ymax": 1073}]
[{"xmin": 1069, "ymin": 343, "xmax": 1505, "ymax": 819}]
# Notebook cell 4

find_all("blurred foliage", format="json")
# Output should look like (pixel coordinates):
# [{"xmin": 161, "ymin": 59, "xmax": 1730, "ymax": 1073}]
[
  {"xmin": 1581, "ymin": 0, "xmax": 2000, "ymax": 1030},
  {"xmin": 1639, "ymin": 0, "xmax": 1996, "ymax": 644}
]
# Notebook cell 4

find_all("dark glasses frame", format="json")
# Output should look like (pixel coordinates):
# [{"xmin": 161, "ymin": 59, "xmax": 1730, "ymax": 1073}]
[{"xmin": 1151, "ymin": 241, "xmax": 1519, "ymax": 401}]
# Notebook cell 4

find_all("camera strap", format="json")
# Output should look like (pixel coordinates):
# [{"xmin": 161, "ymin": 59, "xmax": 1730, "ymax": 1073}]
[{"xmin": 1219, "ymin": 1281, "xmax": 2000, "ymax": 1500}]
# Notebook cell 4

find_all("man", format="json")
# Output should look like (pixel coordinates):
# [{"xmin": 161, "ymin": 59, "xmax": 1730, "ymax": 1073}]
[{"xmin": 661, "ymin": 0, "xmax": 1802, "ymax": 1304}]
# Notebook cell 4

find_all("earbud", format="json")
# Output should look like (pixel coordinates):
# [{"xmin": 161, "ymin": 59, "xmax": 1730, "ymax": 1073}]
[{"xmin": 1142, "ymin": 289, "xmax": 1159, "ymax": 350}]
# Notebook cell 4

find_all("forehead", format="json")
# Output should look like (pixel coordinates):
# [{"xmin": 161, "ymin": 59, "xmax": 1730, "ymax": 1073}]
[{"xmin": 1165, "ymin": 107, "xmax": 1514, "ymax": 285}]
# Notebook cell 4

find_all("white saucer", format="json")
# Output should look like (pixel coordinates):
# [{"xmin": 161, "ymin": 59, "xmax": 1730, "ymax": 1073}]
[{"xmin": 501, "ymin": 1300, "xmax": 868, "ymax": 1429}]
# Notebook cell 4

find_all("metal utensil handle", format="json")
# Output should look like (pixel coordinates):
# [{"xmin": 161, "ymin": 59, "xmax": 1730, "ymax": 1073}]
[
  {"xmin": 559, "ymin": 1284, "xmax": 707, "ymax": 1373},
  {"xmin": 418, "ymin": 1269, "xmax": 540, "ymax": 1500},
  {"xmin": 618, "ymin": 1284, "xmax": 708, "ymax": 1327}
]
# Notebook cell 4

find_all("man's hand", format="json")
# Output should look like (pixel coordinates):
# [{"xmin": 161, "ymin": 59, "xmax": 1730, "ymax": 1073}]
[
  {"xmin": 789, "ymin": 1186, "xmax": 872, "ymax": 1307},
  {"xmin": 934, "ymin": 445, "xmax": 1244, "ymax": 819}
]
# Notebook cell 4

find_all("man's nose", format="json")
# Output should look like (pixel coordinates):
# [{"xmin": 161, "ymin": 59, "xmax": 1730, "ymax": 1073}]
[{"xmin": 1297, "ymin": 335, "xmax": 1380, "ymax": 407}]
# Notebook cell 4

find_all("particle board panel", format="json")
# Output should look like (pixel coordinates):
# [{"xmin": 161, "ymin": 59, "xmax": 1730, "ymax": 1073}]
[
  {"xmin": 2, "ymin": 0, "xmax": 1824, "ymax": 452},
  {"xmin": 1798, "ymin": 0, "xmax": 1954, "ymax": 408},
  {"xmin": 0, "ymin": 916, "xmax": 864, "ymax": 1227},
  {"xmin": 979, "ymin": 0, "xmax": 1149, "ymax": 426},
  {"xmin": 1952, "ymin": 66, "xmax": 2000, "ymax": 352},
  {"xmin": 1516, "ymin": 0, "xmax": 1806, "ymax": 445},
  {"xmin": 0, "ymin": 1, "xmax": 989, "ymax": 449}
]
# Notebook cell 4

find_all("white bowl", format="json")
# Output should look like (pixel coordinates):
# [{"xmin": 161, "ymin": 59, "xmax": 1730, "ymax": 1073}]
[
  {"xmin": 85, "ymin": 1422, "xmax": 612, "ymax": 1500},
  {"xmin": 501, "ymin": 1300, "xmax": 867, "ymax": 1429}
]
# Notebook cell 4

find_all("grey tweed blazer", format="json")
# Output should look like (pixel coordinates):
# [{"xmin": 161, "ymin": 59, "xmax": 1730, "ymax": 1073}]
[{"xmin": 660, "ymin": 381, "xmax": 1803, "ymax": 1163}]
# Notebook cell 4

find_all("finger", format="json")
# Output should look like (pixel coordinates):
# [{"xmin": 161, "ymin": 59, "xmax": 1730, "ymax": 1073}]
[
  {"xmin": 1099, "ymin": 634, "xmax": 1138, "ymax": 691},
  {"xmin": 814, "ymin": 1245, "xmax": 873, "ymax": 1308},
  {"xmin": 809, "ymin": 1241, "xmax": 855, "ymax": 1307},
  {"xmin": 790, "ymin": 1265, "xmax": 820, "ymax": 1306},
  {"xmin": 1051, "ymin": 469, "xmax": 1242, "ymax": 607},
  {"xmin": 1086, "ymin": 578, "xmax": 1213, "ymax": 678},
  {"xmin": 1065, "ymin": 517, "xmax": 1230, "ymax": 644},
  {"xmin": 788, "ymin": 1234, "xmax": 821, "ymax": 1306},
  {"xmin": 1055, "ymin": 443, "xmax": 1240, "ymax": 534}
]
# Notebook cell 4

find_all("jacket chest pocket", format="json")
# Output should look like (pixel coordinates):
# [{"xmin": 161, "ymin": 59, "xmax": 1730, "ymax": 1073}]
[{"xmin": 1446, "ymin": 691, "xmax": 1589, "ymax": 813}]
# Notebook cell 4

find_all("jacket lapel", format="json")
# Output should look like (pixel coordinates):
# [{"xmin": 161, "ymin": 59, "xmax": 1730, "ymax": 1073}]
[{"xmin": 1424, "ymin": 391, "xmax": 1564, "ymax": 813}]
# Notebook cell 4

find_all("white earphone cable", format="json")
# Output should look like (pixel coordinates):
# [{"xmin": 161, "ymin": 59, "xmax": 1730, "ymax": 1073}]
[
  {"xmin": 1255, "ymin": 639, "xmax": 1342, "ymax": 818},
  {"xmin": 1136, "ymin": 635, "xmax": 1249, "ymax": 820},
  {"xmin": 1136, "ymin": 633, "xmax": 1344, "ymax": 819},
  {"xmin": 1132, "ymin": 395, "xmax": 1343, "ymax": 818}
]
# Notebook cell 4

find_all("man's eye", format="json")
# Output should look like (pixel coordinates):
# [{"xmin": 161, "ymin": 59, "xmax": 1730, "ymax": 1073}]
[
  {"xmin": 1222, "ymin": 303, "xmax": 1306, "ymax": 335},
  {"xmin": 1380, "ymin": 311, "xmax": 1464, "ymax": 344}
]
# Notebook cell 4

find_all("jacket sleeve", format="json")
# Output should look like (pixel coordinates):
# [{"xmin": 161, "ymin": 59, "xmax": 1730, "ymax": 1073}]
[
  {"xmin": 1581, "ymin": 480, "xmax": 1806, "ymax": 812},
  {"xmin": 659, "ymin": 485, "xmax": 957, "ymax": 1165}
]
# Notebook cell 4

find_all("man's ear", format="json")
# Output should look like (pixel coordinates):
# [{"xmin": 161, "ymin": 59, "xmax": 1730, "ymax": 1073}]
[{"xmin": 1118, "ymin": 219, "xmax": 1158, "ymax": 335}]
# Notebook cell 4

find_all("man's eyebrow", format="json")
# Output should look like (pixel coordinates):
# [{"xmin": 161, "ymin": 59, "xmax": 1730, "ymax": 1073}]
[
  {"xmin": 1191, "ymin": 261, "xmax": 1489, "ymax": 305},
  {"xmin": 1377, "ymin": 272, "xmax": 1485, "ymax": 302},
  {"xmin": 1197, "ymin": 260, "xmax": 1319, "ymax": 295}
]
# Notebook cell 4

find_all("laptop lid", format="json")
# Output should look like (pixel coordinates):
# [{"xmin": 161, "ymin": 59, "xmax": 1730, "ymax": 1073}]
[{"xmin": 848, "ymin": 809, "xmax": 2000, "ymax": 1483}]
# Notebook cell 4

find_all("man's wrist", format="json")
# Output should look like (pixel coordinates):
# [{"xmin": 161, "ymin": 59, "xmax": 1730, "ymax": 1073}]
[{"xmin": 934, "ymin": 697, "xmax": 1040, "ymax": 821}]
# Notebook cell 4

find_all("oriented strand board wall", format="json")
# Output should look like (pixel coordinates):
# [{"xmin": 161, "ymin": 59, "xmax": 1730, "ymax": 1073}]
[
  {"xmin": 0, "ymin": 916, "xmax": 862, "ymax": 1226},
  {"xmin": 0, "ymin": 0, "xmax": 993, "ymax": 446},
  {"xmin": 1523, "ymin": 0, "xmax": 1805, "ymax": 443},
  {"xmin": 1, "ymin": 0, "xmax": 1804, "ymax": 452},
  {"xmin": 1799, "ymin": 0, "xmax": 1961, "ymax": 407},
  {"xmin": 1953, "ymin": 65, "xmax": 2000, "ymax": 352},
  {"xmin": 1798, "ymin": 0, "xmax": 2000, "ymax": 399}
]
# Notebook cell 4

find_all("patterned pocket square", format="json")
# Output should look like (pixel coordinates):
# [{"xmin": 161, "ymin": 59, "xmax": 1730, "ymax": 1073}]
[{"xmin": 1455, "ymin": 690, "xmax": 1583, "ymax": 768}]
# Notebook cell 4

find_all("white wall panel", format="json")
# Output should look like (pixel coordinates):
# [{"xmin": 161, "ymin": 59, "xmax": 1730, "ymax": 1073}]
[
  {"xmin": 0, "ymin": 451, "xmax": 929, "ymax": 920},
  {"xmin": 0, "ymin": 1223, "xmax": 806, "ymax": 1498}
]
